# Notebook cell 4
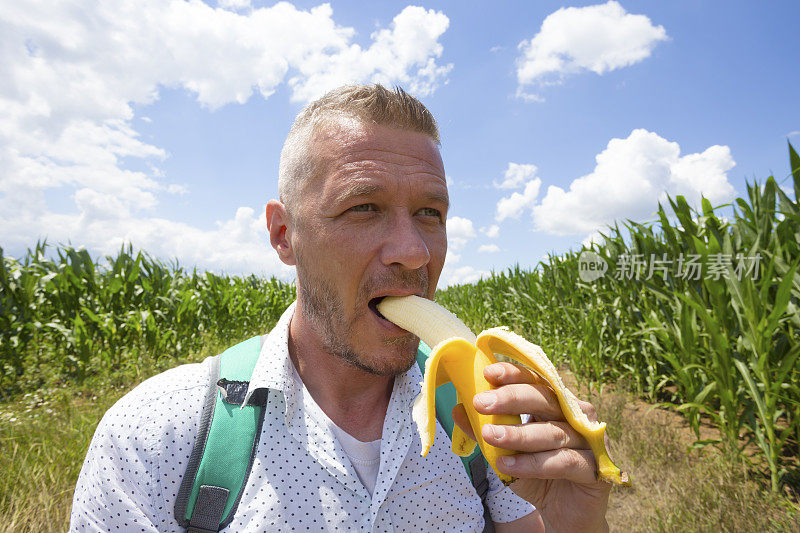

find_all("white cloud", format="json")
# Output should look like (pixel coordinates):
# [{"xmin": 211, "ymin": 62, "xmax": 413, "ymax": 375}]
[
  {"xmin": 447, "ymin": 216, "xmax": 477, "ymax": 238},
  {"xmin": 480, "ymin": 224, "xmax": 500, "ymax": 238},
  {"xmin": 517, "ymin": 92, "xmax": 545, "ymax": 104},
  {"xmin": 438, "ymin": 217, "xmax": 489, "ymax": 286},
  {"xmin": 167, "ymin": 184, "xmax": 189, "ymax": 195},
  {"xmin": 516, "ymin": 1, "xmax": 667, "ymax": 100},
  {"xmin": 581, "ymin": 230, "xmax": 608, "ymax": 249},
  {"xmin": 0, "ymin": 1, "xmax": 452, "ymax": 275},
  {"xmin": 531, "ymin": 129, "xmax": 736, "ymax": 239},
  {"xmin": 495, "ymin": 178, "xmax": 542, "ymax": 222},
  {"xmin": 789, "ymin": 131, "xmax": 800, "ymax": 137},
  {"xmin": 444, "ymin": 249, "xmax": 461, "ymax": 265},
  {"xmin": 440, "ymin": 265, "xmax": 489, "ymax": 287},
  {"xmin": 439, "ymin": 248, "xmax": 489, "ymax": 286},
  {"xmin": 478, "ymin": 244, "xmax": 500, "ymax": 253},
  {"xmin": 447, "ymin": 216, "xmax": 477, "ymax": 250},
  {"xmin": 494, "ymin": 163, "xmax": 538, "ymax": 189},
  {"xmin": 288, "ymin": 5, "xmax": 452, "ymax": 103},
  {"xmin": 218, "ymin": 0, "xmax": 251, "ymax": 10},
  {"xmin": 23, "ymin": 202, "xmax": 294, "ymax": 277}
]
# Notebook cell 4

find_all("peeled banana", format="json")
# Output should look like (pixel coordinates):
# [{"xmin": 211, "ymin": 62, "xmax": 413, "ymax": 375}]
[{"xmin": 376, "ymin": 295, "xmax": 630, "ymax": 487}]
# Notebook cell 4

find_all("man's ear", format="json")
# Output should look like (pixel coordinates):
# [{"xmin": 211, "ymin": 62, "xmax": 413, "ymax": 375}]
[{"xmin": 266, "ymin": 200, "xmax": 296, "ymax": 266}]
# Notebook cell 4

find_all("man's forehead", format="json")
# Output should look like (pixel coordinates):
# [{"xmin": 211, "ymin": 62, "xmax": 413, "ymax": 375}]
[{"xmin": 311, "ymin": 118, "xmax": 444, "ymax": 172}]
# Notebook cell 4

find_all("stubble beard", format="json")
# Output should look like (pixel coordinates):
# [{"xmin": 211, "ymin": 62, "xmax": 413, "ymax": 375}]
[{"xmin": 296, "ymin": 264, "xmax": 428, "ymax": 377}]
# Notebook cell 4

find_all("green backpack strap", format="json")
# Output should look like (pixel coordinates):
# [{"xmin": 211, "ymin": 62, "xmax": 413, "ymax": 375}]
[
  {"xmin": 173, "ymin": 337, "xmax": 493, "ymax": 532},
  {"xmin": 174, "ymin": 336, "xmax": 267, "ymax": 533},
  {"xmin": 416, "ymin": 342, "xmax": 494, "ymax": 533}
]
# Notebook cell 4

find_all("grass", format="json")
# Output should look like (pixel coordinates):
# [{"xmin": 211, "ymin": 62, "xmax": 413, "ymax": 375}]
[
  {"xmin": 565, "ymin": 373, "xmax": 800, "ymax": 532},
  {"xmin": 1, "ymin": 390, "xmax": 113, "ymax": 532},
  {"xmin": 0, "ymin": 336, "xmax": 228, "ymax": 533},
  {"xmin": 2, "ymin": 344, "xmax": 798, "ymax": 532}
]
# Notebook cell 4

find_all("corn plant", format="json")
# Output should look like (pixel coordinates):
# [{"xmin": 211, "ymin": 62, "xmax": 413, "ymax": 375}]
[
  {"xmin": 0, "ymin": 244, "xmax": 295, "ymax": 399},
  {"xmin": 437, "ymin": 143, "xmax": 800, "ymax": 492}
]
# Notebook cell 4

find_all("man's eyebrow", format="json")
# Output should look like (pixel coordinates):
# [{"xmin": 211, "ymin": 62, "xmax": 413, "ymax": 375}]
[
  {"xmin": 334, "ymin": 183, "xmax": 450, "ymax": 209},
  {"xmin": 334, "ymin": 183, "xmax": 383, "ymax": 205},
  {"xmin": 422, "ymin": 190, "xmax": 450, "ymax": 209}
]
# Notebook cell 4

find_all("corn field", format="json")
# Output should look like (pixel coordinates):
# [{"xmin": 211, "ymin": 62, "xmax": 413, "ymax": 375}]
[
  {"xmin": 438, "ymin": 143, "xmax": 800, "ymax": 493},
  {"xmin": 0, "ymin": 245, "xmax": 295, "ymax": 398},
  {"xmin": 1, "ymin": 145, "xmax": 799, "ymax": 495}
]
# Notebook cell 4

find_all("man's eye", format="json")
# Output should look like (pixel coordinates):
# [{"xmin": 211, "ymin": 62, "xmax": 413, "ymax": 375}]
[
  {"xmin": 418, "ymin": 207, "xmax": 441, "ymax": 218},
  {"xmin": 349, "ymin": 203, "xmax": 377, "ymax": 213}
]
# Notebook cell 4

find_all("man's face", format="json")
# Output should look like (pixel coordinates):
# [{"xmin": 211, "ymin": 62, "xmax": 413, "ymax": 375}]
[{"xmin": 289, "ymin": 120, "xmax": 448, "ymax": 376}]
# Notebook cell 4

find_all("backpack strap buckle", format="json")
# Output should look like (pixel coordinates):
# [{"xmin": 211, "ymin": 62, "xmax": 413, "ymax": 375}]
[
  {"xmin": 186, "ymin": 485, "xmax": 229, "ymax": 533},
  {"xmin": 216, "ymin": 378, "xmax": 249, "ymax": 405}
]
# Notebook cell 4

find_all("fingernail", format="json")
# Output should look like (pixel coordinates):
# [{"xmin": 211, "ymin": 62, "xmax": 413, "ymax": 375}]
[
  {"xmin": 475, "ymin": 391, "xmax": 496, "ymax": 408},
  {"xmin": 500, "ymin": 455, "xmax": 516, "ymax": 467},
  {"xmin": 488, "ymin": 424, "xmax": 505, "ymax": 440},
  {"xmin": 485, "ymin": 364, "xmax": 505, "ymax": 380}
]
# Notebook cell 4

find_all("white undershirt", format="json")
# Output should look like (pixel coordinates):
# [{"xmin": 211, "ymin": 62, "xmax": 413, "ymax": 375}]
[
  {"xmin": 291, "ymin": 364, "xmax": 382, "ymax": 494},
  {"xmin": 327, "ymin": 418, "xmax": 382, "ymax": 495}
]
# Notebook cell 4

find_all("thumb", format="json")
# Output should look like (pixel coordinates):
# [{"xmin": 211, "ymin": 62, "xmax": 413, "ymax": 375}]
[{"xmin": 451, "ymin": 403, "xmax": 476, "ymax": 441}]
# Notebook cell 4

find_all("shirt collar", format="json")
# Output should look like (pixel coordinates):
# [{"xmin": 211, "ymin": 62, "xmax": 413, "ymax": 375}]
[
  {"xmin": 241, "ymin": 300, "xmax": 297, "ymax": 407},
  {"xmin": 241, "ymin": 300, "xmax": 422, "ymax": 410}
]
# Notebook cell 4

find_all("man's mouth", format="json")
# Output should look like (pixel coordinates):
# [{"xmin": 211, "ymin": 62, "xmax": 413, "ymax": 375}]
[
  {"xmin": 368, "ymin": 296, "xmax": 388, "ymax": 321},
  {"xmin": 367, "ymin": 291, "xmax": 425, "ymax": 327}
]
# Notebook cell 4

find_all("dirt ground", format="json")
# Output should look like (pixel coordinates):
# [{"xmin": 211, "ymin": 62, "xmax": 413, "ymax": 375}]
[{"xmin": 557, "ymin": 369, "xmax": 799, "ymax": 532}]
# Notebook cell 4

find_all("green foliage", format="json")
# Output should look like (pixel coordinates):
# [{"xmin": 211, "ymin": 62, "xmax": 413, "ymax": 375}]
[
  {"xmin": 0, "ymin": 244, "xmax": 295, "ymax": 399},
  {"xmin": 437, "ymin": 143, "xmax": 800, "ymax": 493},
  {"xmin": 2, "ymin": 144, "xmax": 799, "ymax": 495}
]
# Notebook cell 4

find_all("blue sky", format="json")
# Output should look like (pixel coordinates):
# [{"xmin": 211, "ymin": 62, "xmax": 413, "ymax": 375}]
[{"xmin": 1, "ymin": 0, "xmax": 798, "ymax": 285}]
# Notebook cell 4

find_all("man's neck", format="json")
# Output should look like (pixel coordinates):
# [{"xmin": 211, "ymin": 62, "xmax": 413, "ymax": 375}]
[{"xmin": 288, "ymin": 310, "xmax": 394, "ymax": 442}]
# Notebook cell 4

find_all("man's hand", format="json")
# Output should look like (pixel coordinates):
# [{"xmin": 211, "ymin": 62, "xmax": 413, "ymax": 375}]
[{"xmin": 452, "ymin": 362, "xmax": 611, "ymax": 533}]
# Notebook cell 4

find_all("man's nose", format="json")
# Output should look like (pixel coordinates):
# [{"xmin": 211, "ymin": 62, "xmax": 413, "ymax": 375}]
[{"xmin": 380, "ymin": 212, "xmax": 430, "ymax": 270}]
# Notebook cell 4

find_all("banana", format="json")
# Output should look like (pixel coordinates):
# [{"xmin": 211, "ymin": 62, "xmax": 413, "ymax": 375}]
[{"xmin": 377, "ymin": 295, "xmax": 630, "ymax": 487}]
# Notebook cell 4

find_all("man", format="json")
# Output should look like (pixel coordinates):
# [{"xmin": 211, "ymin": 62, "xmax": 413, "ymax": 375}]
[{"xmin": 71, "ymin": 85, "xmax": 611, "ymax": 532}]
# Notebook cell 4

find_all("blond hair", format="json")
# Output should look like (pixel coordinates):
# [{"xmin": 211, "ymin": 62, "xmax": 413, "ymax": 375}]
[{"xmin": 278, "ymin": 84, "xmax": 440, "ymax": 218}]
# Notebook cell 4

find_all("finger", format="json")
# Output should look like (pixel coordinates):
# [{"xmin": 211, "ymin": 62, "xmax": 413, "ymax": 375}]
[
  {"xmin": 451, "ymin": 403, "xmax": 477, "ymax": 441},
  {"xmin": 481, "ymin": 420, "xmax": 589, "ymax": 452},
  {"xmin": 577, "ymin": 399, "xmax": 599, "ymax": 424},
  {"xmin": 483, "ymin": 362, "xmax": 549, "ymax": 388},
  {"xmin": 495, "ymin": 448, "xmax": 599, "ymax": 485},
  {"xmin": 473, "ymin": 383, "xmax": 563, "ymax": 421},
  {"xmin": 483, "ymin": 363, "xmax": 602, "ymax": 425}
]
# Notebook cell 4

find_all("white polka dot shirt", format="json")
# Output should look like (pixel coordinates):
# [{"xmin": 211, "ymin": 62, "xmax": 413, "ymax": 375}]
[{"xmin": 70, "ymin": 302, "xmax": 535, "ymax": 532}]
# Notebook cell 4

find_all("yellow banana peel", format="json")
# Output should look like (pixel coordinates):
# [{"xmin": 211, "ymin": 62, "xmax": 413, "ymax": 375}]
[{"xmin": 377, "ymin": 295, "xmax": 630, "ymax": 487}]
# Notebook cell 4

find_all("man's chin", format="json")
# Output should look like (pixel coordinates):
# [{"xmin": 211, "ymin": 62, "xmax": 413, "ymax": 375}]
[
  {"xmin": 340, "ymin": 339, "xmax": 418, "ymax": 377},
  {"xmin": 367, "ymin": 355, "xmax": 417, "ymax": 377},
  {"xmin": 380, "ymin": 335, "xmax": 420, "ymax": 374}
]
